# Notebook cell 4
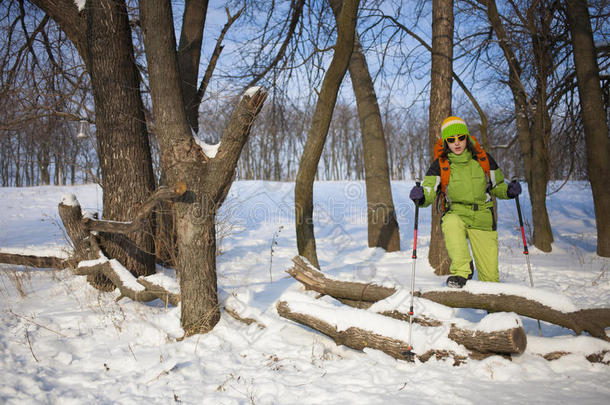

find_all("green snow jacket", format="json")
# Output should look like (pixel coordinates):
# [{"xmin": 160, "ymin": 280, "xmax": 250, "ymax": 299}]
[{"xmin": 420, "ymin": 149, "xmax": 510, "ymax": 231}]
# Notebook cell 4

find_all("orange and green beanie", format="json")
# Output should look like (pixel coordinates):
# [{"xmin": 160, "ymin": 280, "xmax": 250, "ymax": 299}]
[{"xmin": 441, "ymin": 116, "xmax": 469, "ymax": 140}]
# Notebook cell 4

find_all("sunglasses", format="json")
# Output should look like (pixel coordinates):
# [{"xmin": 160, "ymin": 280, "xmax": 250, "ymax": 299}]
[{"xmin": 446, "ymin": 134, "xmax": 467, "ymax": 144}]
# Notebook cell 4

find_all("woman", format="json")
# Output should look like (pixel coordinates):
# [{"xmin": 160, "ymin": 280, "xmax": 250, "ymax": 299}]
[{"xmin": 409, "ymin": 116, "xmax": 521, "ymax": 288}]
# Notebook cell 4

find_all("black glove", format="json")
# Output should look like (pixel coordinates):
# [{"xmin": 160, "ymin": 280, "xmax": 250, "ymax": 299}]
[
  {"xmin": 409, "ymin": 185, "xmax": 425, "ymax": 206},
  {"xmin": 507, "ymin": 180, "xmax": 522, "ymax": 198}
]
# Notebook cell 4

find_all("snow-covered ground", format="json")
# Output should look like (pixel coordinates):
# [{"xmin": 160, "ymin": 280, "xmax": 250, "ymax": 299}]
[{"xmin": 0, "ymin": 180, "xmax": 608, "ymax": 404}]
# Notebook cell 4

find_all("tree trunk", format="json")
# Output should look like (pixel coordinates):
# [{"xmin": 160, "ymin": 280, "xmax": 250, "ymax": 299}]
[
  {"xmin": 30, "ymin": 0, "xmax": 158, "ymax": 279},
  {"xmin": 139, "ymin": 0, "xmax": 267, "ymax": 335},
  {"xmin": 484, "ymin": 0, "xmax": 553, "ymax": 252},
  {"xmin": 294, "ymin": 0, "xmax": 360, "ymax": 268},
  {"xmin": 565, "ymin": 0, "xmax": 610, "ymax": 257},
  {"xmin": 177, "ymin": 0, "xmax": 209, "ymax": 134},
  {"xmin": 328, "ymin": 0, "xmax": 400, "ymax": 252},
  {"xmin": 428, "ymin": 0, "xmax": 454, "ymax": 274},
  {"xmin": 37, "ymin": 145, "xmax": 50, "ymax": 185},
  {"xmin": 85, "ymin": 0, "xmax": 157, "ymax": 277}
]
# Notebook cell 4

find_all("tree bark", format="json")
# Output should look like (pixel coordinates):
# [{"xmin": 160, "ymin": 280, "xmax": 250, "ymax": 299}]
[
  {"xmin": 565, "ymin": 0, "xmax": 610, "ymax": 257},
  {"xmin": 328, "ymin": 0, "xmax": 400, "ymax": 252},
  {"xmin": 295, "ymin": 0, "xmax": 360, "ymax": 268},
  {"xmin": 85, "ymin": 0, "xmax": 157, "ymax": 276},
  {"xmin": 30, "ymin": 0, "xmax": 158, "ymax": 278},
  {"xmin": 139, "ymin": 0, "xmax": 267, "ymax": 335},
  {"xmin": 428, "ymin": 0, "xmax": 454, "ymax": 275}
]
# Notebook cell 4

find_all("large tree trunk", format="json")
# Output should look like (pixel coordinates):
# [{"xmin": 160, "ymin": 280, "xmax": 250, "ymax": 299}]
[
  {"xmin": 30, "ymin": 0, "xmax": 157, "ymax": 280},
  {"xmin": 484, "ymin": 0, "xmax": 553, "ymax": 252},
  {"xmin": 294, "ymin": 0, "xmax": 360, "ymax": 268},
  {"xmin": 565, "ymin": 0, "xmax": 610, "ymax": 257},
  {"xmin": 85, "ymin": 0, "xmax": 157, "ymax": 277},
  {"xmin": 328, "ymin": 0, "xmax": 400, "ymax": 252},
  {"xmin": 428, "ymin": 0, "xmax": 454, "ymax": 274},
  {"xmin": 139, "ymin": 0, "xmax": 267, "ymax": 335}
]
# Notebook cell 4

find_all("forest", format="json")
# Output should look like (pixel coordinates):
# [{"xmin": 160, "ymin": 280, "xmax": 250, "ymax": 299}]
[{"xmin": 0, "ymin": 0, "xmax": 609, "ymax": 337}]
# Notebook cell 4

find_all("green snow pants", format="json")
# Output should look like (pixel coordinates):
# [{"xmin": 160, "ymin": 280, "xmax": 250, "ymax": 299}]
[{"xmin": 441, "ymin": 212, "xmax": 499, "ymax": 282}]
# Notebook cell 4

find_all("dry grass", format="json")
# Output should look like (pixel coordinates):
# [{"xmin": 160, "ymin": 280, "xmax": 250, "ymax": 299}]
[{"xmin": 0, "ymin": 266, "xmax": 33, "ymax": 298}]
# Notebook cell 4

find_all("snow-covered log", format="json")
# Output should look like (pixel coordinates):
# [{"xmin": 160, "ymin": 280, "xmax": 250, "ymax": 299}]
[
  {"xmin": 276, "ymin": 293, "xmax": 468, "ymax": 364},
  {"xmin": 75, "ymin": 256, "xmax": 158, "ymax": 302},
  {"xmin": 287, "ymin": 255, "xmax": 394, "ymax": 303},
  {"xmin": 379, "ymin": 308, "xmax": 527, "ymax": 354},
  {"xmin": 137, "ymin": 278, "xmax": 181, "ymax": 307},
  {"xmin": 526, "ymin": 335, "xmax": 610, "ymax": 364},
  {"xmin": 287, "ymin": 255, "xmax": 610, "ymax": 341},
  {"xmin": 75, "ymin": 254, "xmax": 180, "ymax": 305},
  {"xmin": 417, "ymin": 290, "xmax": 610, "ymax": 341}
]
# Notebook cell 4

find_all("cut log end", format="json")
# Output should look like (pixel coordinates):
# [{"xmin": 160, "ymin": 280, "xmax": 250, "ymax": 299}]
[{"xmin": 174, "ymin": 181, "xmax": 187, "ymax": 195}]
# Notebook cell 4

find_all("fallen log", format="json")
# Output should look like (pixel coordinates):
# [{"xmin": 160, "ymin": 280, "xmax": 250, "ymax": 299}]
[
  {"xmin": 287, "ymin": 255, "xmax": 610, "ymax": 341},
  {"xmin": 75, "ymin": 257, "xmax": 158, "ymax": 302},
  {"xmin": 379, "ymin": 308, "xmax": 526, "ymax": 354},
  {"xmin": 0, "ymin": 252, "xmax": 67, "ymax": 269},
  {"xmin": 276, "ymin": 298, "xmax": 467, "ymax": 365},
  {"xmin": 418, "ymin": 290, "xmax": 610, "ymax": 341},
  {"xmin": 526, "ymin": 335, "xmax": 610, "ymax": 364},
  {"xmin": 136, "ymin": 278, "xmax": 181, "ymax": 307},
  {"xmin": 287, "ymin": 255, "xmax": 395, "ymax": 303},
  {"xmin": 74, "ymin": 255, "xmax": 179, "ymax": 304}
]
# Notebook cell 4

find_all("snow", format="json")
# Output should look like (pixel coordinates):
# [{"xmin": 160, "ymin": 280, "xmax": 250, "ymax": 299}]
[
  {"xmin": 60, "ymin": 193, "xmax": 79, "ymax": 207},
  {"xmin": 244, "ymin": 86, "xmax": 262, "ymax": 98},
  {"xmin": 143, "ymin": 266, "xmax": 180, "ymax": 295},
  {"xmin": 194, "ymin": 137, "xmax": 220, "ymax": 158},
  {"xmin": 73, "ymin": 0, "xmax": 86, "ymax": 12},
  {"xmin": 0, "ymin": 180, "xmax": 609, "ymax": 404},
  {"xmin": 109, "ymin": 259, "xmax": 145, "ymax": 292}
]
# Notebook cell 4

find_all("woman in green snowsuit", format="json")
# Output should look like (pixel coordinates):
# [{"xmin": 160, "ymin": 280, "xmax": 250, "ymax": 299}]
[{"xmin": 409, "ymin": 116, "xmax": 522, "ymax": 288}]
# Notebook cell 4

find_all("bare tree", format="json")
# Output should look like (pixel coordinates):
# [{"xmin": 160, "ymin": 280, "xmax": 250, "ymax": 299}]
[
  {"xmin": 481, "ymin": 0, "xmax": 554, "ymax": 252},
  {"xmin": 295, "ymin": 0, "xmax": 360, "ymax": 268},
  {"xmin": 565, "ymin": 0, "xmax": 610, "ymax": 257},
  {"xmin": 329, "ymin": 0, "xmax": 400, "ymax": 252}
]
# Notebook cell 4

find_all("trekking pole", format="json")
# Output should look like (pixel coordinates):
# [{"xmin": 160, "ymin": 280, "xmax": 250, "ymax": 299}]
[
  {"xmin": 514, "ymin": 187, "xmax": 543, "ymax": 336},
  {"xmin": 406, "ymin": 181, "xmax": 421, "ymax": 358}
]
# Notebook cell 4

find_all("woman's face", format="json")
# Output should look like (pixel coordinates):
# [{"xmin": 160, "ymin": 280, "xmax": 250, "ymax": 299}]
[{"xmin": 447, "ymin": 134, "xmax": 467, "ymax": 155}]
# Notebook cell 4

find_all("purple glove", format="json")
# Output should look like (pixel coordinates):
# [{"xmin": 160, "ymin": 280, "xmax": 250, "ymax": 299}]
[
  {"xmin": 409, "ymin": 185, "xmax": 424, "ymax": 205},
  {"xmin": 507, "ymin": 180, "xmax": 522, "ymax": 198}
]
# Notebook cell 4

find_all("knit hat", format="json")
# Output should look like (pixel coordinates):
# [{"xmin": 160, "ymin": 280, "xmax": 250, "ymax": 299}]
[{"xmin": 441, "ymin": 116, "xmax": 469, "ymax": 140}]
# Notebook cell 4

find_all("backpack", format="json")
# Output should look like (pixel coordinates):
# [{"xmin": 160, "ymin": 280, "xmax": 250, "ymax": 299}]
[{"xmin": 433, "ymin": 135, "xmax": 491, "ymax": 212}]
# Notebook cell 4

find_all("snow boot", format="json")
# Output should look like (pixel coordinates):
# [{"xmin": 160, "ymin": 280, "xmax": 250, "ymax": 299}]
[
  {"xmin": 446, "ymin": 275, "xmax": 467, "ymax": 289},
  {"xmin": 468, "ymin": 260, "xmax": 474, "ymax": 280}
]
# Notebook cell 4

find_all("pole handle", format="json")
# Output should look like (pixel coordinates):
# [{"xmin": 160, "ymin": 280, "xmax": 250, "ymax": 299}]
[{"xmin": 412, "ymin": 181, "xmax": 421, "ymax": 258}]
